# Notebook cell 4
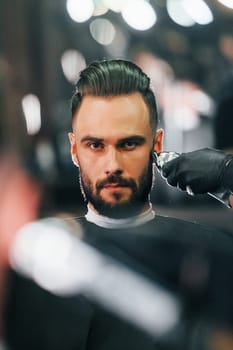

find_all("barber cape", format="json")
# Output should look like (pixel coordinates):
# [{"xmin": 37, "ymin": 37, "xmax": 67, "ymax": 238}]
[{"xmin": 4, "ymin": 214, "xmax": 233, "ymax": 350}]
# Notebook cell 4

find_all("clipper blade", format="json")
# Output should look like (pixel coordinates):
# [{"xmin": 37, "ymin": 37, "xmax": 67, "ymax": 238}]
[{"xmin": 154, "ymin": 151, "xmax": 179, "ymax": 171}]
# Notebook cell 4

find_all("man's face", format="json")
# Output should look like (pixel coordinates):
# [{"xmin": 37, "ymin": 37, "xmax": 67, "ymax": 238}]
[{"xmin": 69, "ymin": 92, "xmax": 163, "ymax": 218}]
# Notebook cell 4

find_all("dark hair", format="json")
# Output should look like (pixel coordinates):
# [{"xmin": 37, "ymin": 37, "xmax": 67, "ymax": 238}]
[{"xmin": 71, "ymin": 59, "xmax": 158, "ymax": 131}]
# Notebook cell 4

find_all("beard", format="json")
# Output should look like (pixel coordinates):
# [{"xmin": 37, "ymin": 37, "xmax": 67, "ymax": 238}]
[{"xmin": 78, "ymin": 159, "xmax": 154, "ymax": 219}]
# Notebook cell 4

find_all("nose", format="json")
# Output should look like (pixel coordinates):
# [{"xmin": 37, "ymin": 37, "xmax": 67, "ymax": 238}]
[{"xmin": 105, "ymin": 148, "xmax": 123, "ymax": 176}]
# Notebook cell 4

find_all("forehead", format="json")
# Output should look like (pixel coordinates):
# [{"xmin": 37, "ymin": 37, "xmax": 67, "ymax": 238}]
[{"xmin": 72, "ymin": 92, "xmax": 152, "ymax": 138}]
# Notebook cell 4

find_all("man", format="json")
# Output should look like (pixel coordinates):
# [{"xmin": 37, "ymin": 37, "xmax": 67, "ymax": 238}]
[
  {"xmin": 4, "ymin": 59, "xmax": 233, "ymax": 350},
  {"xmin": 66, "ymin": 59, "xmax": 233, "ymax": 347}
]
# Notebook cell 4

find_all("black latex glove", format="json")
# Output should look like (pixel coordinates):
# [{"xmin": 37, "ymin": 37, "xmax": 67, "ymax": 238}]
[{"xmin": 162, "ymin": 148, "xmax": 233, "ymax": 195}]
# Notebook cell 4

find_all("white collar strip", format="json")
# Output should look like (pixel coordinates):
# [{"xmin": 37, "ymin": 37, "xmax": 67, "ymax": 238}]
[{"xmin": 85, "ymin": 204, "xmax": 155, "ymax": 229}]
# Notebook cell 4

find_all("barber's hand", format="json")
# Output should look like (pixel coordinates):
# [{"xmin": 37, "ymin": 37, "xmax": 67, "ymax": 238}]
[{"xmin": 162, "ymin": 148, "xmax": 233, "ymax": 195}]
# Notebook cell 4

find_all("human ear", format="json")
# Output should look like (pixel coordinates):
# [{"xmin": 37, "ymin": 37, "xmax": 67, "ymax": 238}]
[
  {"xmin": 68, "ymin": 132, "xmax": 79, "ymax": 167},
  {"xmin": 153, "ymin": 128, "xmax": 163, "ymax": 154}
]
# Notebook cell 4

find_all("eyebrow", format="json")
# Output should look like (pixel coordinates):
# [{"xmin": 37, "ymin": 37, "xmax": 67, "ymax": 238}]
[
  {"xmin": 80, "ymin": 135, "xmax": 146, "ymax": 144},
  {"xmin": 80, "ymin": 136, "xmax": 104, "ymax": 143},
  {"xmin": 116, "ymin": 135, "xmax": 146, "ymax": 146}
]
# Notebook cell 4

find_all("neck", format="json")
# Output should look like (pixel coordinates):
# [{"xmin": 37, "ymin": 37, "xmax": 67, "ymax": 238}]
[{"xmin": 85, "ymin": 202, "xmax": 155, "ymax": 229}]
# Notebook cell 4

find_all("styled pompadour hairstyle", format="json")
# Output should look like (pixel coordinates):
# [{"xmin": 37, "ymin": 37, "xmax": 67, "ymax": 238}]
[{"xmin": 71, "ymin": 59, "xmax": 158, "ymax": 131}]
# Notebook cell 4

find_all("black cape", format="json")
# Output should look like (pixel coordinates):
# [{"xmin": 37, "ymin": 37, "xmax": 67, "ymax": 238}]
[{"xmin": 4, "ymin": 215, "xmax": 233, "ymax": 350}]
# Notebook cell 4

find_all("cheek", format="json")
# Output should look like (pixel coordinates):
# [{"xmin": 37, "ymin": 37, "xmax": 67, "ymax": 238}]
[
  {"xmin": 78, "ymin": 159, "xmax": 100, "ymax": 185},
  {"xmin": 77, "ymin": 152, "xmax": 93, "ymax": 171},
  {"xmin": 130, "ymin": 156, "xmax": 150, "ymax": 176}
]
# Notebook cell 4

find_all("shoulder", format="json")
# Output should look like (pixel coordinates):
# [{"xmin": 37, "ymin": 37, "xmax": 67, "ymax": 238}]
[
  {"xmin": 151, "ymin": 214, "xmax": 227, "ymax": 234},
  {"xmin": 149, "ymin": 215, "xmax": 233, "ymax": 254}
]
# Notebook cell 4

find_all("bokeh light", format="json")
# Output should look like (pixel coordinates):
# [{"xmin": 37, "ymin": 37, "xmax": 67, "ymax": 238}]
[
  {"xmin": 217, "ymin": 0, "xmax": 233, "ymax": 9},
  {"xmin": 121, "ymin": 0, "xmax": 157, "ymax": 31},
  {"xmin": 90, "ymin": 18, "xmax": 116, "ymax": 45},
  {"xmin": 66, "ymin": 0, "xmax": 94, "ymax": 23},
  {"xmin": 93, "ymin": 0, "xmax": 109, "ymax": 16},
  {"xmin": 21, "ymin": 94, "xmax": 41, "ymax": 135},
  {"xmin": 61, "ymin": 50, "xmax": 86, "ymax": 84},
  {"xmin": 167, "ymin": 0, "xmax": 195, "ymax": 27},
  {"xmin": 102, "ymin": 0, "xmax": 125, "ymax": 12},
  {"xmin": 182, "ymin": 0, "xmax": 213, "ymax": 25}
]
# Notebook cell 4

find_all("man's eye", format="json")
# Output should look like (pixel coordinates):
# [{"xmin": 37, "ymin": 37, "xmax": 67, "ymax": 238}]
[
  {"xmin": 89, "ymin": 142, "xmax": 104, "ymax": 150},
  {"xmin": 122, "ymin": 141, "xmax": 137, "ymax": 150}
]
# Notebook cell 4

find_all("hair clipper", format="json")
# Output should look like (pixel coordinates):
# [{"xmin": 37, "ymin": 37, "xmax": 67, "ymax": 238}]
[
  {"xmin": 153, "ymin": 151, "xmax": 231, "ymax": 207},
  {"xmin": 153, "ymin": 151, "xmax": 179, "ymax": 172}
]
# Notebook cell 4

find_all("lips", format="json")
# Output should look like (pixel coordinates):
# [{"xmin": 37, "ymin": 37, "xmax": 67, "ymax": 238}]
[{"xmin": 103, "ymin": 183, "xmax": 127, "ymax": 188}]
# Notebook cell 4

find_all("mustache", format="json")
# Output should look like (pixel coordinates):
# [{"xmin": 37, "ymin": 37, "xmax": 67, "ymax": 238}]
[{"xmin": 96, "ymin": 175, "xmax": 136, "ymax": 191}]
